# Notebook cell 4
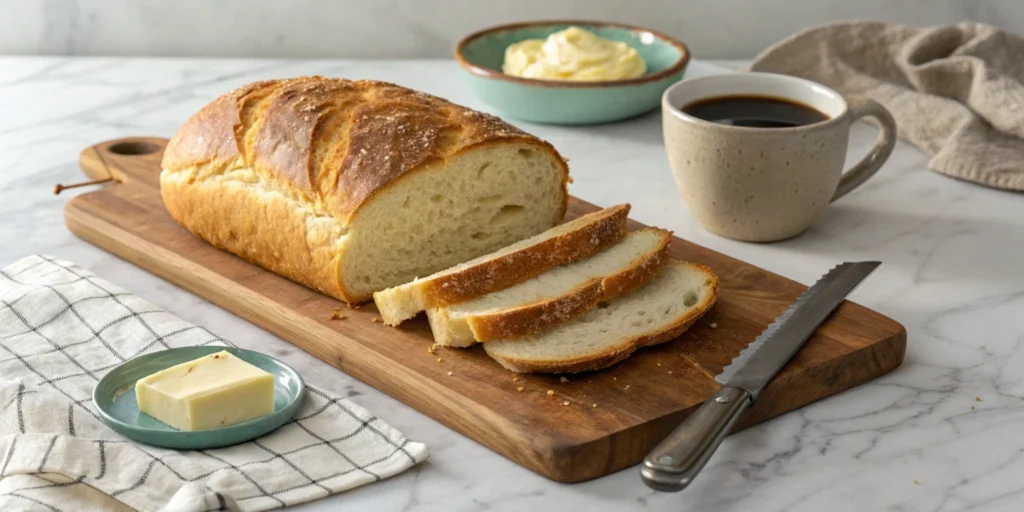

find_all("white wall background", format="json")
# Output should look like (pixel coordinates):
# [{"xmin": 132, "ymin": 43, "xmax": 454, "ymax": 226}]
[{"xmin": 2, "ymin": 0, "xmax": 1022, "ymax": 59}]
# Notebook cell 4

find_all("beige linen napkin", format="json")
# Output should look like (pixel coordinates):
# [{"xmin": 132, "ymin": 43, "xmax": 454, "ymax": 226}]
[
  {"xmin": 0, "ymin": 255, "xmax": 428, "ymax": 512},
  {"xmin": 751, "ymin": 21, "xmax": 1024, "ymax": 191}
]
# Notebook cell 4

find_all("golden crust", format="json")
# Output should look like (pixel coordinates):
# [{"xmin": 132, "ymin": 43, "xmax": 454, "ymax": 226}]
[
  {"xmin": 160, "ymin": 77, "xmax": 570, "ymax": 303},
  {"xmin": 466, "ymin": 228, "xmax": 672, "ymax": 342},
  {"xmin": 487, "ymin": 263, "xmax": 720, "ymax": 374},
  {"xmin": 160, "ymin": 177, "xmax": 349, "ymax": 300},
  {"xmin": 422, "ymin": 205, "xmax": 631, "ymax": 307},
  {"xmin": 162, "ymin": 76, "xmax": 567, "ymax": 222}
]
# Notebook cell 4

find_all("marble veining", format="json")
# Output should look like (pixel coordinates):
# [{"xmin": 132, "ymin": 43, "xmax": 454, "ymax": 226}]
[{"xmin": 1, "ymin": 57, "xmax": 1024, "ymax": 511}]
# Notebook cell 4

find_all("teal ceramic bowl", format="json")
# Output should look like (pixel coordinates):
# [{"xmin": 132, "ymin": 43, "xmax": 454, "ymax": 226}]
[
  {"xmin": 93, "ymin": 346, "xmax": 305, "ymax": 450},
  {"xmin": 455, "ymin": 20, "xmax": 690, "ymax": 125}
]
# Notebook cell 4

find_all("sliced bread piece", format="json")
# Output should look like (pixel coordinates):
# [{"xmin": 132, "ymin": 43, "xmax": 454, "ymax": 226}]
[
  {"xmin": 426, "ymin": 228, "xmax": 671, "ymax": 347},
  {"xmin": 483, "ymin": 260, "xmax": 718, "ymax": 374},
  {"xmin": 374, "ymin": 204, "xmax": 630, "ymax": 325}
]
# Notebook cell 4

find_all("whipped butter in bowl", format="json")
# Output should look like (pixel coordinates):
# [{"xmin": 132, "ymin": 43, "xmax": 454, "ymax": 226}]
[
  {"xmin": 455, "ymin": 20, "xmax": 690, "ymax": 124},
  {"xmin": 502, "ymin": 26, "xmax": 647, "ymax": 81}
]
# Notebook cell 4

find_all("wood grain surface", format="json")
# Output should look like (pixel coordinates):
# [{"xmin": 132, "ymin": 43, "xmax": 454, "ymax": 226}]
[{"xmin": 65, "ymin": 137, "xmax": 907, "ymax": 482}]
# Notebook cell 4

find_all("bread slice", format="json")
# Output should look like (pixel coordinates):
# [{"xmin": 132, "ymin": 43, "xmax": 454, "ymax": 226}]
[
  {"xmin": 426, "ymin": 228, "xmax": 671, "ymax": 347},
  {"xmin": 483, "ymin": 261, "xmax": 718, "ymax": 374},
  {"xmin": 374, "ymin": 204, "xmax": 630, "ymax": 325}
]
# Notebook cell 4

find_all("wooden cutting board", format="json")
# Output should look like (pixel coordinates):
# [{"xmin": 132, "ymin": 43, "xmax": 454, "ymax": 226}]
[{"xmin": 64, "ymin": 137, "xmax": 906, "ymax": 483}]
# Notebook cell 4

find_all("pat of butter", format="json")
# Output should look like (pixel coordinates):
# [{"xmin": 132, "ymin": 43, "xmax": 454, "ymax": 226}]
[{"xmin": 135, "ymin": 350, "xmax": 274, "ymax": 431}]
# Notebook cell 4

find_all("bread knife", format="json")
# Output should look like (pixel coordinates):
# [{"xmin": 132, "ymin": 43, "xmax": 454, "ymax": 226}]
[{"xmin": 640, "ymin": 261, "xmax": 881, "ymax": 492}]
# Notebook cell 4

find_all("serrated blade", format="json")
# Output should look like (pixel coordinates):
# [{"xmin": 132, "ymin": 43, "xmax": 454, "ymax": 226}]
[{"xmin": 716, "ymin": 261, "xmax": 881, "ymax": 401}]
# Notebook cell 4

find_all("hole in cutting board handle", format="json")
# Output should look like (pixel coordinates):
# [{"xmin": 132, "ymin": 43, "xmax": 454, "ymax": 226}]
[
  {"xmin": 107, "ymin": 141, "xmax": 162, "ymax": 156},
  {"xmin": 77, "ymin": 137, "xmax": 168, "ymax": 191}
]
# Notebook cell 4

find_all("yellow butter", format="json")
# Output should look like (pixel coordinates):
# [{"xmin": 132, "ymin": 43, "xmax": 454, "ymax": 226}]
[
  {"xmin": 135, "ymin": 350, "xmax": 274, "ymax": 431},
  {"xmin": 502, "ymin": 26, "xmax": 647, "ymax": 81}
]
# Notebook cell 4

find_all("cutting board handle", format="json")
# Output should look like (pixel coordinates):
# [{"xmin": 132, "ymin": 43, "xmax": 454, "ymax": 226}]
[{"xmin": 78, "ymin": 137, "xmax": 169, "ymax": 190}]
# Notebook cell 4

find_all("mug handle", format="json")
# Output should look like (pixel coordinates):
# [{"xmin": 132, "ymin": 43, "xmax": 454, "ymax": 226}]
[{"xmin": 831, "ymin": 99, "xmax": 898, "ymax": 202}]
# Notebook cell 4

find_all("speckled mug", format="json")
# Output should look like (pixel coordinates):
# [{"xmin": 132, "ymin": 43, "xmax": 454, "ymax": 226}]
[{"xmin": 662, "ymin": 72, "xmax": 897, "ymax": 242}]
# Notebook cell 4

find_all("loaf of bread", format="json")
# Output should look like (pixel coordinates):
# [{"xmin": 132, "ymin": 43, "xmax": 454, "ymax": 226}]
[{"xmin": 160, "ymin": 77, "xmax": 569, "ymax": 303}]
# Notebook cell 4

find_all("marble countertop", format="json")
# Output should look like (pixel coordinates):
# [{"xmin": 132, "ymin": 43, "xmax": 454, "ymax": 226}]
[{"xmin": 2, "ymin": 56, "xmax": 1023, "ymax": 511}]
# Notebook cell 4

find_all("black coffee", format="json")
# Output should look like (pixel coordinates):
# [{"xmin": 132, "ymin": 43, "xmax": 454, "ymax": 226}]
[{"xmin": 682, "ymin": 95, "xmax": 829, "ymax": 128}]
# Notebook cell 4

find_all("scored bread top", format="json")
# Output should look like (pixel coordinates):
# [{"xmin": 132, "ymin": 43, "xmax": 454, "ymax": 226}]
[{"xmin": 161, "ymin": 76, "xmax": 569, "ymax": 222}]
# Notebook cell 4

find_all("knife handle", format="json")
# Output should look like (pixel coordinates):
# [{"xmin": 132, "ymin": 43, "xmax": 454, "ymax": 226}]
[{"xmin": 640, "ymin": 386, "xmax": 751, "ymax": 492}]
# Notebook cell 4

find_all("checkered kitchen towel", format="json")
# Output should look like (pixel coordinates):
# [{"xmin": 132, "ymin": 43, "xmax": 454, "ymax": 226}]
[{"xmin": 0, "ymin": 255, "xmax": 428, "ymax": 511}]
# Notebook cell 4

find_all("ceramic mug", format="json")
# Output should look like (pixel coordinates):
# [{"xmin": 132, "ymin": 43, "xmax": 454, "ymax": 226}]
[{"xmin": 662, "ymin": 72, "xmax": 897, "ymax": 242}]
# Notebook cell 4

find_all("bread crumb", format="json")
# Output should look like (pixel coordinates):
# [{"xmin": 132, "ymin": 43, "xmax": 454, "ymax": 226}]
[
  {"xmin": 592, "ymin": 403, "xmax": 597, "ymax": 408},
  {"xmin": 656, "ymin": 362, "xmax": 661, "ymax": 367},
  {"xmin": 975, "ymin": 396, "xmax": 983, "ymax": 402},
  {"xmin": 913, "ymin": 480, "xmax": 919, "ymax": 485},
  {"xmin": 427, "ymin": 343, "xmax": 440, "ymax": 354},
  {"xmin": 624, "ymin": 385, "xmax": 630, "ymax": 390},
  {"xmin": 559, "ymin": 376, "xmax": 569, "ymax": 383},
  {"xmin": 710, "ymin": 323, "xmax": 718, "ymax": 328},
  {"xmin": 562, "ymin": 401, "xmax": 569, "ymax": 406},
  {"xmin": 330, "ymin": 308, "xmax": 346, "ymax": 320},
  {"xmin": 512, "ymin": 376, "xmax": 520, "ymax": 382},
  {"xmin": 436, "ymin": 357, "xmax": 442, "ymax": 363},
  {"xmin": 516, "ymin": 386, "xmax": 524, "ymax": 392},
  {"xmin": 668, "ymin": 371, "xmax": 673, "ymax": 375},
  {"xmin": 612, "ymin": 377, "xmax": 617, "ymax": 381},
  {"xmin": 546, "ymin": 390, "xmax": 555, "ymax": 396},
  {"xmin": 371, "ymin": 317, "xmax": 382, "ymax": 323},
  {"xmin": 971, "ymin": 405, "xmax": 975, "ymax": 410},
  {"xmin": 447, "ymin": 371, "xmax": 453, "ymax": 376}
]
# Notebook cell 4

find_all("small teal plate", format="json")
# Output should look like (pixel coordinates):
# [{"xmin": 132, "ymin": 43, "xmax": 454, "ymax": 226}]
[
  {"xmin": 455, "ymin": 20, "xmax": 690, "ymax": 125},
  {"xmin": 93, "ymin": 346, "xmax": 305, "ymax": 450}
]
